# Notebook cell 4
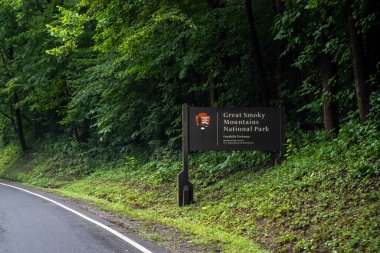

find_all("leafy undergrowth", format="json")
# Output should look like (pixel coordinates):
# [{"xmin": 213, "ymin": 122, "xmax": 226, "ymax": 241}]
[{"xmin": 1, "ymin": 121, "xmax": 379, "ymax": 252}]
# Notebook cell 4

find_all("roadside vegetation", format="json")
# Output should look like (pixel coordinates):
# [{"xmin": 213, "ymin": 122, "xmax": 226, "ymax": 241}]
[{"xmin": 1, "ymin": 120, "xmax": 379, "ymax": 252}]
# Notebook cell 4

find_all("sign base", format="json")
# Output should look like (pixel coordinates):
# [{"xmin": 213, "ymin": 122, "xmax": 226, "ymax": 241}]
[{"xmin": 177, "ymin": 171, "xmax": 194, "ymax": 206}]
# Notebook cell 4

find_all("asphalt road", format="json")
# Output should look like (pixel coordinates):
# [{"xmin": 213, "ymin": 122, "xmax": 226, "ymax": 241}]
[{"xmin": 0, "ymin": 182, "xmax": 168, "ymax": 253}]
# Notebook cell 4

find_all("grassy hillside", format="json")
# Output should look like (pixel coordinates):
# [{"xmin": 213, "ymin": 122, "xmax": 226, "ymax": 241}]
[{"xmin": 1, "ymin": 121, "xmax": 379, "ymax": 252}]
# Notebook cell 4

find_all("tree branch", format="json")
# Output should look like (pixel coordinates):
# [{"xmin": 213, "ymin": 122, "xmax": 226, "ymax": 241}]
[{"xmin": 0, "ymin": 109, "xmax": 13, "ymax": 121}]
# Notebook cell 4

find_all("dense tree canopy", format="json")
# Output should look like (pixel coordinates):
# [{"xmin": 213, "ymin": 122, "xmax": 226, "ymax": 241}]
[{"xmin": 0, "ymin": 0, "xmax": 379, "ymax": 152}]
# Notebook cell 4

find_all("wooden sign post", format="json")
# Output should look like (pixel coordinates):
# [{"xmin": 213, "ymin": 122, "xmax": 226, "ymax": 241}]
[{"xmin": 178, "ymin": 104, "xmax": 193, "ymax": 206}]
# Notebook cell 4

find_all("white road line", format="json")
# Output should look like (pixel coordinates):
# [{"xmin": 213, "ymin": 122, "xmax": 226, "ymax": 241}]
[{"xmin": 0, "ymin": 182, "xmax": 153, "ymax": 253}]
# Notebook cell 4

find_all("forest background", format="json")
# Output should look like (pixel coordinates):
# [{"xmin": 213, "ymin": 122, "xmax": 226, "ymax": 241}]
[{"xmin": 0, "ymin": 0, "xmax": 379, "ymax": 252}]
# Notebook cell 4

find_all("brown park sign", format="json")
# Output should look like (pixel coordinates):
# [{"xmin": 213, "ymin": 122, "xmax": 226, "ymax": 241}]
[
  {"xmin": 178, "ymin": 104, "xmax": 285, "ymax": 207},
  {"xmin": 188, "ymin": 107, "xmax": 285, "ymax": 151}
]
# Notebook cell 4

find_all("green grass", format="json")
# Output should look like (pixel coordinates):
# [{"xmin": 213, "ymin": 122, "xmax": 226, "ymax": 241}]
[{"xmin": 1, "ymin": 121, "xmax": 379, "ymax": 252}]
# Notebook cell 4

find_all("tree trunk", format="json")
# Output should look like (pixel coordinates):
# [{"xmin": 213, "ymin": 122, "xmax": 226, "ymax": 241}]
[
  {"xmin": 72, "ymin": 123, "xmax": 80, "ymax": 143},
  {"xmin": 206, "ymin": 0, "xmax": 225, "ymax": 106},
  {"xmin": 14, "ymin": 93, "xmax": 27, "ymax": 151},
  {"xmin": 245, "ymin": 0, "xmax": 269, "ymax": 106},
  {"xmin": 344, "ymin": 0, "xmax": 370, "ymax": 122},
  {"xmin": 320, "ymin": 54, "xmax": 339, "ymax": 136},
  {"xmin": 81, "ymin": 119, "xmax": 90, "ymax": 143}
]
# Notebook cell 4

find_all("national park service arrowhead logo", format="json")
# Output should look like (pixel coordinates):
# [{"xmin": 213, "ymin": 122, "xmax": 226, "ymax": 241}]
[{"xmin": 195, "ymin": 112, "xmax": 211, "ymax": 130}]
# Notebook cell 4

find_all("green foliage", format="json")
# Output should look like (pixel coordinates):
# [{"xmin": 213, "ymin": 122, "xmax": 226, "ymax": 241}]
[
  {"xmin": 46, "ymin": 6, "xmax": 90, "ymax": 56},
  {"xmin": 1, "ymin": 121, "xmax": 379, "ymax": 252},
  {"xmin": 191, "ymin": 151, "xmax": 271, "ymax": 186},
  {"xmin": 1, "ymin": 0, "xmax": 379, "ymax": 150},
  {"xmin": 0, "ymin": 144, "xmax": 20, "ymax": 174}
]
